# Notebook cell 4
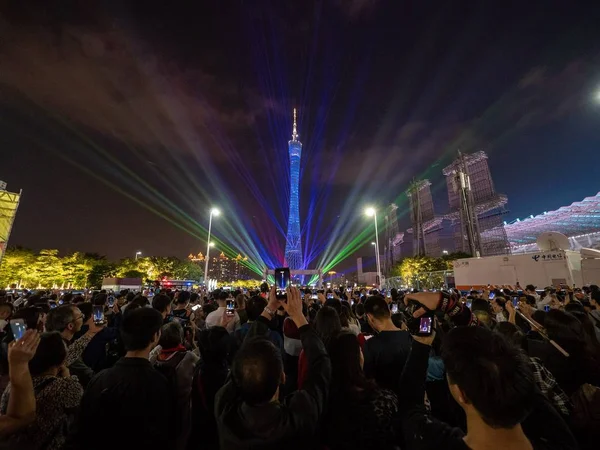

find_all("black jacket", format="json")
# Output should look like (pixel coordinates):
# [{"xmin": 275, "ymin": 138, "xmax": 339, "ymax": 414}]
[
  {"xmin": 397, "ymin": 340, "xmax": 578, "ymax": 450},
  {"xmin": 69, "ymin": 357, "xmax": 172, "ymax": 450},
  {"xmin": 215, "ymin": 316, "xmax": 331, "ymax": 450}
]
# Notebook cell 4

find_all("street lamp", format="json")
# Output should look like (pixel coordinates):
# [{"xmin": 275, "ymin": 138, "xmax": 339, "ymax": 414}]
[
  {"xmin": 365, "ymin": 207, "xmax": 382, "ymax": 286},
  {"xmin": 442, "ymin": 250, "xmax": 449, "ymax": 255},
  {"xmin": 204, "ymin": 208, "xmax": 220, "ymax": 285},
  {"xmin": 135, "ymin": 251, "xmax": 142, "ymax": 260}
]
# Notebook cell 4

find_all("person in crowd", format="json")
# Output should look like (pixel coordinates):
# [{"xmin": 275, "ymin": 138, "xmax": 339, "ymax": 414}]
[
  {"xmin": 235, "ymin": 293, "xmax": 248, "ymax": 325},
  {"xmin": 495, "ymin": 321, "xmax": 572, "ymax": 418},
  {"xmin": 45, "ymin": 305, "xmax": 98, "ymax": 387},
  {"xmin": 340, "ymin": 303, "xmax": 361, "ymax": 335},
  {"xmin": 152, "ymin": 293, "xmax": 172, "ymax": 322},
  {"xmin": 298, "ymin": 305, "xmax": 341, "ymax": 389},
  {"xmin": 70, "ymin": 307, "xmax": 171, "ymax": 450},
  {"xmin": 355, "ymin": 303, "xmax": 374, "ymax": 334},
  {"xmin": 150, "ymin": 322, "xmax": 199, "ymax": 450},
  {"xmin": 190, "ymin": 318, "xmax": 234, "ymax": 450},
  {"xmin": 171, "ymin": 291, "xmax": 193, "ymax": 325},
  {"xmin": 235, "ymin": 296, "xmax": 282, "ymax": 351},
  {"xmin": 215, "ymin": 287, "xmax": 331, "ymax": 449},
  {"xmin": 323, "ymin": 331, "xmax": 398, "ymax": 450},
  {"xmin": 363, "ymin": 295, "xmax": 412, "ymax": 392},
  {"xmin": 0, "ymin": 303, "xmax": 13, "ymax": 335},
  {"xmin": 205, "ymin": 291, "xmax": 241, "ymax": 333},
  {"xmin": 0, "ymin": 330, "xmax": 40, "ymax": 438},
  {"xmin": 2, "ymin": 331, "xmax": 82, "ymax": 450},
  {"xmin": 490, "ymin": 296, "xmax": 509, "ymax": 323},
  {"xmin": 529, "ymin": 309, "xmax": 600, "ymax": 397}
]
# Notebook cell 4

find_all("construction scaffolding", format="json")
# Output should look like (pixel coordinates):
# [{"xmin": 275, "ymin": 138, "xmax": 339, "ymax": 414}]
[
  {"xmin": 406, "ymin": 180, "xmax": 443, "ymax": 257},
  {"xmin": 506, "ymin": 192, "xmax": 600, "ymax": 253},
  {"xmin": 0, "ymin": 181, "xmax": 22, "ymax": 267},
  {"xmin": 443, "ymin": 151, "xmax": 509, "ymax": 256},
  {"xmin": 383, "ymin": 203, "xmax": 404, "ymax": 276}
]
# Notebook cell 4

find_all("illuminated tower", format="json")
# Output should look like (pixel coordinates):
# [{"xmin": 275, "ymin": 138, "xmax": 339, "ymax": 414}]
[{"xmin": 284, "ymin": 108, "xmax": 303, "ymax": 269}]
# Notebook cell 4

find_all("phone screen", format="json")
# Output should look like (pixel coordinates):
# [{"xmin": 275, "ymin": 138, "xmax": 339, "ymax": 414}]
[
  {"xmin": 49, "ymin": 301, "xmax": 57, "ymax": 309},
  {"xmin": 419, "ymin": 317, "xmax": 432, "ymax": 335},
  {"xmin": 93, "ymin": 306, "xmax": 105, "ymax": 324},
  {"xmin": 544, "ymin": 305, "xmax": 550, "ymax": 312},
  {"xmin": 192, "ymin": 304, "xmax": 202, "ymax": 311},
  {"xmin": 489, "ymin": 292, "xmax": 495, "ymax": 300},
  {"xmin": 274, "ymin": 267, "xmax": 290, "ymax": 298},
  {"xmin": 465, "ymin": 300, "xmax": 472, "ymax": 309},
  {"xmin": 226, "ymin": 300, "xmax": 235, "ymax": 316},
  {"xmin": 512, "ymin": 297, "xmax": 519, "ymax": 307},
  {"xmin": 107, "ymin": 296, "xmax": 115, "ymax": 307},
  {"xmin": 327, "ymin": 294, "xmax": 333, "ymax": 300},
  {"xmin": 391, "ymin": 303, "xmax": 398, "ymax": 314},
  {"xmin": 10, "ymin": 319, "xmax": 26, "ymax": 340}
]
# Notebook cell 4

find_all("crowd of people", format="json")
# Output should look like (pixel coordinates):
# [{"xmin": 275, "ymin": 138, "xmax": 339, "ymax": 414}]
[{"xmin": 0, "ymin": 281, "xmax": 598, "ymax": 449}]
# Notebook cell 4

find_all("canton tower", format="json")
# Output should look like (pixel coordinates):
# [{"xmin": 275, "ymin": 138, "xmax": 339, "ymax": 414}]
[{"xmin": 284, "ymin": 108, "xmax": 303, "ymax": 269}]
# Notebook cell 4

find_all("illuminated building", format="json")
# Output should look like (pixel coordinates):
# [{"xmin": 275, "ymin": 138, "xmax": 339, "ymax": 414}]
[
  {"xmin": 443, "ymin": 151, "xmax": 509, "ymax": 256},
  {"xmin": 284, "ymin": 108, "xmax": 303, "ymax": 270},
  {"xmin": 505, "ymin": 192, "xmax": 600, "ymax": 253},
  {"xmin": 406, "ymin": 180, "xmax": 443, "ymax": 257}
]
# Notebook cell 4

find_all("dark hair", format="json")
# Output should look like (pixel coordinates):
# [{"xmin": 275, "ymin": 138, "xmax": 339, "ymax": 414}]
[
  {"xmin": 494, "ymin": 321, "xmax": 527, "ymax": 350},
  {"xmin": 218, "ymin": 291, "xmax": 229, "ymax": 301},
  {"xmin": 72, "ymin": 295, "xmax": 85, "ymax": 304},
  {"xmin": 93, "ymin": 293, "xmax": 107, "ymax": 306},
  {"xmin": 198, "ymin": 327, "xmax": 230, "ymax": 364},
  {"xmin": 152, "ymin": 294, "xmax": 171, "ymax": 314},
  {"xmin": 314, "ymin": 306, "xmax": 342, "ymax": 348},
  {"xmin": 120, "ymin": 307, "xmax": 164, "ymax": 351},
  {"xmin": 190, "ymin": 292, "xmax": 199, "ymax": 303},
  {"xmin": 546, "ymin": 309, "xmax": 600, "ymax": 364},
  {"xmin": 524, "ymin": 295, "xmax": 537, "ymax": 306},
  {"xmin": 247, "ymin": 296, "xmax": 267, "ymax": 321},
  {"xmin": 364, "ymin": 296, "xmax": 390, "ymax": 320},
  {"xmin": 329, "ymin": 331, "xmax": 375, "ymax": 395},
  {"xmin": 29, "ymin": 332, "xmax": 67, "ymax": 376},
  {"xmin": 355, "ymin": 303, "xmax": 365, "ymax": 317},
  {"xmin": 324, "ymin": 298, "xmax": 342, "ymax": 316},
  {"xmin": 570, "ymin": 311, "xmax": 600, "ymax": 355},
  {"xmin": 46, "ymin": 305, "xmax": 78, "ymax": 332},
  {"xmin": 442, "ymin": 326, "xmax": 536, "ymax": 428},
  {"xmin": 232, "ymin": 338, "xmax": 282, "ymax": 406},
  {"xmin": 158, "ymin": 322, "xmax": 183, "ymax": 348},
  {"xmin": 177, "ymin": 291, "xmax": 191, "ymax": 305},
  {"xmin": 12, "ymin": 307, "xmax": 41, "ymax": 331},
  {"xmin": 0, "ymin": 303, "xmax": 13, "ymax": 316},
  {"xmin": 62, "ymin": 293, "xmax": 73, "ymax": 304},
  {"xmin": 77, "ymin": 302, "xmax": 93, "ymax": 323},
  {"xmin": 471, "ymin": 298, "xmax": 490, "ymax": 313}
]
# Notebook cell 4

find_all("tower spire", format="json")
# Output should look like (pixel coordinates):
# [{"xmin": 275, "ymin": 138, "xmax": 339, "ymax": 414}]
[{"xmin": 292, "ymin": 108, "xmax": 298, "ymax": 141}]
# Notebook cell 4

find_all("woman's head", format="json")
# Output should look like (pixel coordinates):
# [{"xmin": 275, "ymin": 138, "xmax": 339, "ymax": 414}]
[
  {"xmin": 198, "ymin": 327, "xmax": 230, "ymax": 364},
  {"xmin": 314, "ymin": 306, "xmax": 342, "ymax": 346},
  {"xmin": 494, "ymin": 321, "xmax": 527, "ymax": 350},
  {"xmin": 29, "ymin": 332, "xmax": 67, "ymax": 376},
  {"xmin": 339, "ymin": 304, "xmax": 354, "ymax": 328},
  {"xmin": 328, "ymin": 331, "xmax": 374, "ymax": 393}
]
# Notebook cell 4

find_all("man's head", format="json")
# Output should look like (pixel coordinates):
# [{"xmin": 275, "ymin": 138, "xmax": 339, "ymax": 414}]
[
  {"xmin": 232, "ymin": 338, "xmax": 284, "ymax": 406},
  {"xmin": 490, "ymin": 296, "xmax": 506, "ymax": 314},
  {"xmin": 152, "ymin": 294, "xmax": 172, "ymax": 318},
  {"xmin": 0, "ymin": 303, "xmax": 13, "ymax": 320},
  {"xmin": 46, "ymin": 305, "xmax": 84, "ymax": 339},
  {"xmin": 121, "ymin": 307, "xmax": 164, "ymax": 352},
  {"xmin": 364, "ymin": 295, "xmax": 391, "ymax": 331},
  {"xmin": 247, "ymin": 296, "xmax": 267, "ymax": 321},
  {"xmin": 29, "ymin": 331, "xmax": 68, "ymax": 376},
  {"xmin": 525, "ymin": 284, "xmax": 536, "ymax": 293},
  {"xmin": 177, "ymin": 291, "xmax": 191, "ymax": 306},
  {"xmin": 442, "ymin": 326, "xmax": 535, "ymax": 428},
  {"xmin": 158, "ymin": 322, "xmax": 184, "ymax": 348},
  {"xmin": 217, "ymin": 290, "xmax": 229, "ymax": 306}
]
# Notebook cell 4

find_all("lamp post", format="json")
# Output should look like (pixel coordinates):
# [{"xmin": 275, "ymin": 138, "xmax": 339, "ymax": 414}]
[
  {"xmin": 204, "ymin": 208, "xmax": 220, "ymax": 285},
  {"xmin": 365, "ymin": 207, "xmax": 382, "ymax": 286},
  {"xmin": 135, "ymin": 251, "xmax": 142, "ymax": 260}
]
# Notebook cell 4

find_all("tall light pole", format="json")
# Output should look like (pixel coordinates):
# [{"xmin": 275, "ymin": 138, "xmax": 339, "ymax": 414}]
[
  {"xmin": 135, "ymin": 251, "xmax": 142, "ymax": 260},
  {"xmin": 365, "ymin": 207, "xmax": 382, "ymax": 287},
  {"xmin": 204, "ymin": 208, "xmax": 220, "ymax": 285}
]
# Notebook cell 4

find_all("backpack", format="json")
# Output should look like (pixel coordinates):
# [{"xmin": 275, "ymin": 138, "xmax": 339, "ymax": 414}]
[
  {"xmin": 153, "ymin": 351, "xmax": 187, "ymax": 433},
  {"xmin": 570, "ymin": 383, "xmax": 600, "ymax": 435}
]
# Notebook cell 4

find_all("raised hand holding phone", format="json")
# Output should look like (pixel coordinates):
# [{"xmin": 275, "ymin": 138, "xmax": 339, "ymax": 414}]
[{"xmin": 282, "ymin": 287, "xmax": 307, "ymax": 328}]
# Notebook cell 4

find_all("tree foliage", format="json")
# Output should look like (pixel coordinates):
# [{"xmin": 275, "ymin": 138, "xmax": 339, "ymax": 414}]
[
  {"xmin": 0, "ymin": 248, "xmax": 205, "ymax": 289},
  {"xmin": 390, "ymin": 252, "xmax": 471, "ymax": 289}
]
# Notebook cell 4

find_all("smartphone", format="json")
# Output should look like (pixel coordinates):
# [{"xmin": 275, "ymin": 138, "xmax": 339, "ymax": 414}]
[
  {"xmin": 192, "ymin": 304, "xmax": 202, "ymax": 311},
  {"xmin": 350, "ymin": 299, "xmax": 354, "ymax": 306},
  {"xmin": 418, "ymin": 317, "xmax": 433, "ymax": 336},
  {"xmin": 226, "ymin": 299, "xmax": 235, "ymax": 316},
  {"xmin": 311, "ymin": 294, "xmax": 318, "ymax": 300},
  {"xmin": 274, "ymin": 267, "xmax": 290, "ymax": 299},
  {"xmin": 93, "ymin": 306, "xmax": 105, "ymax": 325},
  {"xmin": 391, "ymin": 303, "xmax": 399, "ymax": 314},
  {"xmin": 58, "ymin": 299, "xmax": 64, "ymax": 305},
  {"xmin": 49, "ymin": 301, "xmax": 57, "ymax": 309},
  {"xmin": 327, "ymin": 293, "xmax": 333, "ymax": 300},
  {"xmin": 512, "ymin": 297, "xmax": 519, "ymax": 307},
  {"xmin": 544, "ymin": 305, "xmax": 550, "ymax": 312},
  {"xmin": 489, "ymin": 292, "xmax": 495, "ymax": 300},
  {"xmin": 9, "ymin": 319, "xmax": 26, "ymax": 340},
  {"xmin": 465, "ymin": 300, "xmax": 472, "ymax": 309},
  {"xmin": 107, "ymin": 296, "xmax": 115, "ymax": 307}
]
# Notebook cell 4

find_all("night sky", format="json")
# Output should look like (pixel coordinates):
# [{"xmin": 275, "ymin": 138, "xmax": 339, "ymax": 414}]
[{"xmin": 2, "ymin": 1, "xmax": 600, "ymax": 274}]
